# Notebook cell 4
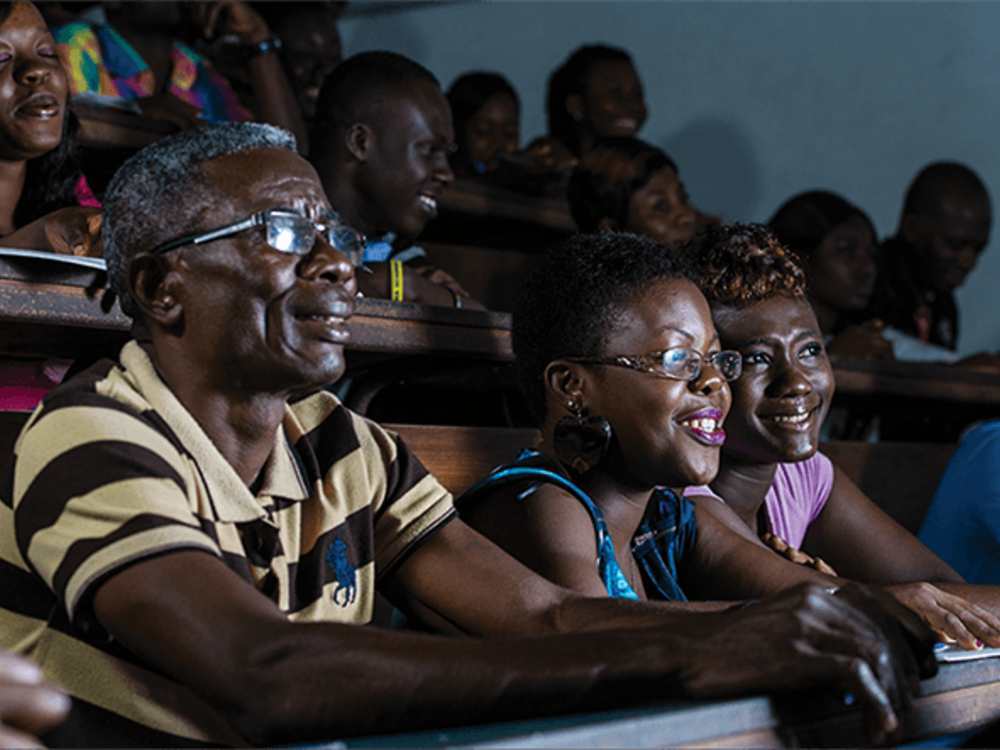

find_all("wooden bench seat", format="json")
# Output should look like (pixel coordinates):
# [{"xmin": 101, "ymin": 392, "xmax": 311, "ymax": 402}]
[{"xmin": 388, "ymin": 423, "xmax": 957, "ymax": 534}]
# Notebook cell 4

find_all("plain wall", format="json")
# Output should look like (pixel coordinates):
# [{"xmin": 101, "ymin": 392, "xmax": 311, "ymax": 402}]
[{"xmin": 340, "ymin": 1, "xmax": 1000, "ymax": 356}]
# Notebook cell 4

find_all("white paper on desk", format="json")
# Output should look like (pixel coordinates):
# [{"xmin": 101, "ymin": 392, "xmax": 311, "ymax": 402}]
[
  {"xmin": 0, "ymin": 248, "xmax": 106, "ymax": 271},
  {"xmin": 935, "ymin": 642, "xmax": 1000, "ymax": 662}
]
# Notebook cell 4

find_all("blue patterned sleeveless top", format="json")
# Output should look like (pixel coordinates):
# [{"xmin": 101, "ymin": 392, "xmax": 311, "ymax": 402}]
[{"xmin": 459, "ymin": 450, "xmax": 695, "ymax": 601}]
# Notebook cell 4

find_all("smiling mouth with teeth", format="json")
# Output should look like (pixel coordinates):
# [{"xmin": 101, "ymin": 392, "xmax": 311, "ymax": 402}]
[
  {"xmin": 678, "ymin": 413, "xmax": 726, "ymax": 445},
  {"xmin": 763, "ymin": 411, "xmax": 812, "ymax": 425},
  {"xmin": 418, "ymin": 195, "xmax": 437, "ymax": 212}
]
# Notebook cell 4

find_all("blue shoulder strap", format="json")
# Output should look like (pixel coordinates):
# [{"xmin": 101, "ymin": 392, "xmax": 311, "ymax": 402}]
[{"xmin": 460, "ymin": 450, "xmax": 639, "ymax": 600}]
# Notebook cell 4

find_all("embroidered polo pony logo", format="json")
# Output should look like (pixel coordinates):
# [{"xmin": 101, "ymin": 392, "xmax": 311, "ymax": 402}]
[{"xmin": 327, "ymin": 533, "xmax": 358, "ymax": 607}]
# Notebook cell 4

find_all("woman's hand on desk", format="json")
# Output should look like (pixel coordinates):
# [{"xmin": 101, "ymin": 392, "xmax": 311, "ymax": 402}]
[
  {"xmin": 886, "ymin": 582, "xmax": 1000, "ymax": 651},
  {"xmin": 2, "ymin": 207, "xmax": 103, "ymax": 258}
]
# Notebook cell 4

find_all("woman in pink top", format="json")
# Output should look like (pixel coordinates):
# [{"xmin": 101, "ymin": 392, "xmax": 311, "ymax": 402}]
[
  {"xmin": 0, "ymin": 1, "xmax": 102, "ymax": 256},
  {"xmin": 0, "ymin": 2, "xmax": 103, "ymax": 412},
  {"xmin": 684, "ymin": 222, "xmax": 1000, "ymax": 650}
]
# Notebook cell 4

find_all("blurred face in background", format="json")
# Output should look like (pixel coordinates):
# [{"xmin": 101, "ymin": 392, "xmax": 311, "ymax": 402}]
[
  {"xmin": 802, "ymin": 217, "xmax": 878, "ymax": 316},
  {"xmin": 624, "ymin": 165, "xmax": 697, "ymax": 248},
  {"xmin": 461, "ymin": 92, "xmax": 519, "ymax": 173}
]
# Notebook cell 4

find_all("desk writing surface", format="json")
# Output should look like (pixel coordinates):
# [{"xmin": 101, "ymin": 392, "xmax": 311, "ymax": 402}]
[{"xmin": 307, "ymin": 658, "xmax": 1000, "ymax": 749}]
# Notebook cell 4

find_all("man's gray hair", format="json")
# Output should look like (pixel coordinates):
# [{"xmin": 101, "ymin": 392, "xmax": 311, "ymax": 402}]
[{"xmin": 103, "ymin": 122, "xmax": 297, "ymax": 318}]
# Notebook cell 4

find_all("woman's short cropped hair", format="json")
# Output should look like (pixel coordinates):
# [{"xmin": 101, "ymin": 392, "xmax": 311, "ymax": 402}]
[
  {"xmin": 768, "ymin": 190, "xmax": 876, "ymax": 260},
  {"xmin": 514, "ymin": 231, "xmax": 696, "ymax": 423},
  {"xmin": 567, "ymin": 136, "xmax": 678, "ymax": 232},
  {"xmin": 690, "ymin": 222, "xmax": 806, "ymax": 309}
]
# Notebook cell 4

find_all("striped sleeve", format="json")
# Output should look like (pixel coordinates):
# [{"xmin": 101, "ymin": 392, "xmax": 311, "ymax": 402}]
[
  {"xmin": 290, "ymin": 393, "xmax": 455, "ymax": 578},
  {"xmin": 13, "ymin": 395, "xmax": 221, "ymax": 633},
  {"xmin": 359, "ymin": 414, "xmax": 456, "ymax": 575}
]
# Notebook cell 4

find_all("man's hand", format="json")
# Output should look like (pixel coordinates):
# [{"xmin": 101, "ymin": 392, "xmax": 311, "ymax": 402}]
[
  {"xmin": 517, "ymin": 137, "xmax": 578, "ymax": 175},
  {"xmin": 201, "ymin": 1, "xmax": 271, "ymax": 45},
  {"xmin": 887, "ymin": 581, "xmax": 1000, "ymax": 650},
  {"xmin": 826, "ymin": 319, "xmax": 895, "ymax": 360},
  {"xmin": 682, "ymin": 583, "xmax": 936, "ymax": 745},
  {"xmin": 0, "ymin": 650, "xmax": 69, "ymax": 749}
]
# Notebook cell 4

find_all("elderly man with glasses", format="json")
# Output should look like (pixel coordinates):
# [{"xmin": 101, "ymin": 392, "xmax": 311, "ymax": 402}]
[{"xmin": 0, "ymin": 123, "xmax": 938, "ymax": 748}]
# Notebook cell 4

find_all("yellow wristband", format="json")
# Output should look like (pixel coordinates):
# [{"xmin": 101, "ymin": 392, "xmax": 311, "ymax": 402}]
[{"xmin": 390, "ymin": 260, "xmax": 404, "ymax": 302}]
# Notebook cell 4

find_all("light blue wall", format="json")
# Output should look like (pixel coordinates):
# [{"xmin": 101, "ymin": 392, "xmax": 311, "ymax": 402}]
[{"xmin": 341, "ymin": 2, "xmax": 1000, "ymax": 355}]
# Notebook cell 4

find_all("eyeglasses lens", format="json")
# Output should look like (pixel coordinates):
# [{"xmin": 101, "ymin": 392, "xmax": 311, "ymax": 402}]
[
  {"xmin": 661, "ymin": 349, "xmax": 701, "ymax": 380},
  {"xmin": 267, "ymin": 214, "xmax": 313, "ymax": 254},
  {"xmin": 659, "ymin": 349, "xmax": 742, "ymax": 382},
  {"xmin": 328, "ymin": 225, "xmax": 366, "ymax": 266}
]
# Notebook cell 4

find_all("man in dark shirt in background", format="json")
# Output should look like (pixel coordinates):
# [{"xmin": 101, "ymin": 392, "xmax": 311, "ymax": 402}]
[{"xmin": 870, "ymin": 161, "xmax": 991, "ymax": 351}]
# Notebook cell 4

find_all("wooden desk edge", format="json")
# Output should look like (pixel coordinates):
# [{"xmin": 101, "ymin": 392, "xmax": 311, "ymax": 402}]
[{"xmin": 321, "ymin": 660, "xmax": 1000, "ymax": 749}]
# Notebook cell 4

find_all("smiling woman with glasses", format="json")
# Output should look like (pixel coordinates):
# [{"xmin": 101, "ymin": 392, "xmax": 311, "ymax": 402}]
[{"xmin": 452, "ymin": 231, "xmax": 867, "ymax": 609}]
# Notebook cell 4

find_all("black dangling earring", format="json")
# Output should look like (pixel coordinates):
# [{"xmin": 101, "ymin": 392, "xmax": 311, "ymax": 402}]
[{"xmin": 553, "ymin": 400, "xmax": 611, "ymax": 476}]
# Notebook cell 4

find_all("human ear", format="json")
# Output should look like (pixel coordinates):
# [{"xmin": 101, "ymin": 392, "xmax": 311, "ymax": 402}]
[
  {"xmin": 566, "ymin": 94, "xmax": 585, "ymax": 123},
  {"xmin": 129, "ymin": 254, "xmax": 183, "ymax": 329},
  {"xmin": 596, "ymin": 216, "xmax": 620, "ymax": 233},
  {"xmin": 345, "ymin": 123, "xmax": 373, "ymax": 162},
  {"xmin": 544, "ymin": 361, "xmax": 587, "ymax": 408}
]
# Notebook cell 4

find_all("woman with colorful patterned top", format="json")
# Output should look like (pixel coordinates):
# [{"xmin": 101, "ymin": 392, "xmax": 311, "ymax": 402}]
[{"xmin": 54, "ymin": 1, "xmax": 306, "ymax": 147}]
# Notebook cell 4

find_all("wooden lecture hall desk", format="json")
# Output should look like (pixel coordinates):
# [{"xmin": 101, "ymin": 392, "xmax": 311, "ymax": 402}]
[
  {"xmin": 2, "ymin": 250, "xmax": 1000, "ymax": 419},
  {"xmin": 295, "ymin": 657, "xmax": 1000, "ymax": 749}
]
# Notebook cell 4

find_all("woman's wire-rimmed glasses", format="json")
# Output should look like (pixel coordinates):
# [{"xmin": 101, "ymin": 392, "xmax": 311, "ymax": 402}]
[{"xmin": 566, "ymin": 348, "xmax": 742, "ymax": 382}]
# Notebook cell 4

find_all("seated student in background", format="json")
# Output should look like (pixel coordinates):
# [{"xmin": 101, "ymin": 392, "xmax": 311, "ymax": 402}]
[
  {"xmin": 0, "ymin": 121, "xmax": 938, "ymax": 747},
  {"xmin": 252, "ymin": 1, "xmax": 344, "ymax": 133},
  {"xmin": 457, "ymin": 232, "xmax": 922, "ymax": 618},
  {"xmin": 545, "ymin": 44, "xmax": 647, "ymax": 158},
  {"xmin": 0, "ymin": 649, "xmax": 69, "ymax": 747},
  {"xmin": 310, "ymin": 51, "xmax": 484, "ymax": 309},
  {"xmin": 867, "ymin": 162, "xmax": 993, "ymax": 359},
  {"xmin": 919, "ymin": 420, "xmax": 1000, "ymax": 586},
  {"xmin": 53, "ymin": 0, "xmax": 305, "ymax": 144},
  {"xmin": 0, "ymin": 1, "xmax": 102, "ymax": 256},
  {"xmin": 446, "ymin": 71, "xmax": 575, "ymax": 193},
  {"xmin": 566, "ymin": 136, "xmax": 717, "ymax": 249},
  {"xmin": 0, "ymin": 1, "xmax": 102, "ymax": 411},
  {"xmin": 686, "ymin": 222, "xmax": 1000, "ymax": 648},
  {"xmin": 768, "ymin": 190, "xmax": 894, "ymax": 361}
]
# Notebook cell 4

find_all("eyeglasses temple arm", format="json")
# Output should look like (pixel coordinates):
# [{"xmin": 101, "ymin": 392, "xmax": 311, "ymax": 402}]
[{"xmin": 150, "ymin": 214, "xmax": 264, "ymax": 255}]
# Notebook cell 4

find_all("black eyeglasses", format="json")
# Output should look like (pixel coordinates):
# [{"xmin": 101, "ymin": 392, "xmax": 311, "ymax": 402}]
[
  {"xmin": 567, "ymin": 348, "xmax": 743, "ymax": 382},
  {"xmin": 150, "ymin": 208, "xmax": 366, "ymax": 263}
]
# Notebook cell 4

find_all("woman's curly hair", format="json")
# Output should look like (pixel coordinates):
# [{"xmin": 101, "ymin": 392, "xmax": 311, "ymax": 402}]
[
  {"xmin": 686, "ymin": 222, "xmax": 806, "ymax": 309},
  {"xmin": 513, "ymin": 231, "xmax": 696, "ymax": 424}
]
